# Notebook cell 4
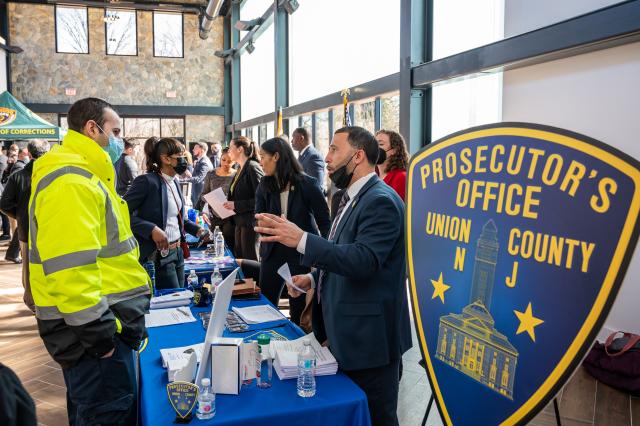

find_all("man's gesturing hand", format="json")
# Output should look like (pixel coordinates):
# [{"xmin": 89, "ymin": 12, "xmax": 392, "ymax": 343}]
[{"xmin": 254, "ymin": 213, "xmax": 304, "ymax": 248}]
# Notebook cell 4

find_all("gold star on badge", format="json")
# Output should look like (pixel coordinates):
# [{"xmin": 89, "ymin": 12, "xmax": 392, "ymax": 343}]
[
  {"xmin": 430, "ymin": 272, "xmax": 450, "ymax": 303},
  {"xmin": 514, "ymin": 302, "xmax": 544, "ymax": 342}
]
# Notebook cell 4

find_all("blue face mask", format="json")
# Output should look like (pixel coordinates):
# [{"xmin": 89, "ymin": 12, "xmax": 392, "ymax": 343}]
[
  {"xmin": 105, "ymin": 135, "xmax": 124, "ymax": 164},
  {"xmin": 96, "ymin": 123, "xmax": 124, "ymax": 164}
]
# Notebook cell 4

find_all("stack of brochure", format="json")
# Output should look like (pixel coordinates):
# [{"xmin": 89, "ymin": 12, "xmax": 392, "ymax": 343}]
[
  {"xmin": 150, "ymin": 290, "xmax": 193, "ymax": 309},
  {"xmin": 271, "ymin": 334, "xmax": 338, "ymax": 380},
  {"xmin": 231, "ymin": 305, "xmax": 286, "ymax": 324}
]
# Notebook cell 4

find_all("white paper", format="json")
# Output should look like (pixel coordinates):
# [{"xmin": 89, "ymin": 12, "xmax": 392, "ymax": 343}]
[
  {"xmin": 271, "ymin": 333, "xmax": 338, "ymax": 380},
  {"xmin": 172, "ymin": 352, "xmax": 197, "ymax": 383},
  {"xmin": 203, "ymin": 187, "xmax": 235, "ymax": 219},
  {"xmin": 144, "ymin": 307, "xmax": 196, "ymax": 328},
  {"xmin": 277, "ymin": 263, "xmax": 307, "ymax": 294},
  {"xmin": 232, "ymin": 305, "xmax": 286, "ymax": 324},
  {"xmin": 160, "ymin": 343, "xmax": 204, "ymax": 368},
  {"xmin": 150, "ymin": 290, "xmax": 193, "ymax": 310},
  {"xmin": 195, "ymin": 268, "xmax": 238, "ymax": 386}
]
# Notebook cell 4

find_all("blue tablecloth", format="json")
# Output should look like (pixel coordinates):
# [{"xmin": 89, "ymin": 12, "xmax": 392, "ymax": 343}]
[{"xmin": 139, "ymin": 296, "xmax": 371, "ymax": 426}]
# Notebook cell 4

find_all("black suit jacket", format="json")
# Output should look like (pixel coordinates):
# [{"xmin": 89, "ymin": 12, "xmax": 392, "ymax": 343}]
[
  {"xmin": 228, "ymin": 159, "xmax": 264, "ymax": 227},
  {"xmin": 255, "ymin": 174, "xmax": 331, "ymax": 261},
  {"xmin": 123, "ymin": 172, "xmax": 201, "ymax": 262},
  {"xmin": 304, "ymin": 176, "xmax": 412, "ymax": 371},
  {"xmin": 0, "ymin": 160, "xmax": 33, "ymax": 242}
]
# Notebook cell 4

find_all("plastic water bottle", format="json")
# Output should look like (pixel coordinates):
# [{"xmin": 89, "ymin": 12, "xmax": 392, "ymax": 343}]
[
  {"xmin": 210, "ymin": 267, "xmax": 222, "ymax": 296},
  {"xmin": 214, "ymin": 226, "xmax": 225, "ymax": 258},
  {"xmin": 256, "ymin": 334, "xmax": 272, "ymax": 389},
  {"xmin": 297, "ymin": 338, "xmax": 316, "ymax": 397},
  {"xmin": 196, "ymin": 378, "xmax": 215, "ymax": 420},
  {"xmin": 187, "ymin": 270, "xmax": 199, "ymax": 290}
]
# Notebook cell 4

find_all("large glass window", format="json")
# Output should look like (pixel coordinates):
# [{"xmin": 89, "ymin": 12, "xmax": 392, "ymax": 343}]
[
  {"xmin": 55, "ymin": 6, "xmax": 89, "ymax": 54},
  {"xmin": 289, "ymin": 0, "xmax": 400, "ymax": 105},
  {"xmin": 105, "ymin": 10, "xmax": 137, "ymax": 56},
  {"xmin": 240, "ymin": 25, "xmax": 275, "ymax": 120},
  {"xmin": 315, "ymin": 111, "xmax": 330, "ymax": 157},
  {"xmin": 333, "ymin": 107, "xmax": 345, "ymax": 131},
  {"xmin": 161, "ymin": 118, "xmax": 185, "ymax": 138},
  {"xmin": 381, "ymin": 94, "xmax": 400, "ymax": 132},
  {"xmin": 431, "ymin": 73, "xmax": 502, "ymax": 141},
  {"xmin": 123, "ymin": 118, "xmax": 160, "ymax": 138},
  {"xmin": 354, "ymin": 101, "xmax": 375, "ymax": 133},
  {"xmin": 153, "ymin": 12, "xmax": 183, "ymax": 58},
  {"xmin": 433, "ymin": 0, "xmax": 503, "ymax": 60}
]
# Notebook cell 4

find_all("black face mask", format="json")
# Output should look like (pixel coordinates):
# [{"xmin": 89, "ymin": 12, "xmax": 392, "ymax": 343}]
[
  {"xmin": 329, "ymin": 152, "xmax": 357, "ymax": 190},
  {"xmin": 173, "ymin": 157, "xmax": 188, "ymax": 175}
]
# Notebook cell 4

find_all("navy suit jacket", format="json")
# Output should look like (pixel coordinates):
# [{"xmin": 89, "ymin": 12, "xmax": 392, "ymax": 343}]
[
  {"xmin": 188, "ymin": 156, "xmax": 213, "ymax": 207},
  {"xmin": 303, "ymin": 175, "xmax": 412, "ymax": 371},
  {"xmin": 124, "ymin": 172, "xmax": 200, "ymax": 262},
  {"xmin": 298, "ymin": 145, "xmax": 325, "ymax": 190},
  {"xmin": 255, "ymin": 174, "xmax": 330, "ymax": 261}
]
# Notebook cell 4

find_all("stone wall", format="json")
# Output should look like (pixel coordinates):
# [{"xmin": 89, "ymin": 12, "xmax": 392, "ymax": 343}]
[{"xmin": 8, "ymin": 3, "xmax": 224, "ymax": 107}]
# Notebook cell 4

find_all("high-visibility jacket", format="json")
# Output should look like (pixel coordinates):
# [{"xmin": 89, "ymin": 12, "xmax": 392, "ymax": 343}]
[{"xmin": 29, "ymin": 129, "xmax": 150, "ymax": 368}]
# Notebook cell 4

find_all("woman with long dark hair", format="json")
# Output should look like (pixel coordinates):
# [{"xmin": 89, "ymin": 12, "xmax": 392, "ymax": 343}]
[
  {"xmin": 196, "ymin": 147, "xmax": 236, "ymax": 254},
  {"xmin": 255, "ymin": 137, "xmax": 330, "ymax": 324},
  {"xmin": 124, "ymin": 137, "xmax": 206, "ymax": 290},
  {"xmin": 376, "ymin": 129, "xmax": 409, "ymax": 201},
  {"xmin": 224, "ymin": 136, "xmax": 264, "ymax": 260}
]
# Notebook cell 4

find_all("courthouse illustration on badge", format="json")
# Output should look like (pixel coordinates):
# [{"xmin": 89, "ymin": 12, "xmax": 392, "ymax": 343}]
[{"xmin": 436, "ymin": 220, "xmax": 518, "ymax": 399}]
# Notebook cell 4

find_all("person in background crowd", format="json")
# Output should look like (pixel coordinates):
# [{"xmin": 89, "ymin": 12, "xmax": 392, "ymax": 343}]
[
  {"xmin": 29, "ymin": 97, "xmax": 150, "ymax": 426},
  {"xmin": 183, "ymin": 146, "xmax": 194, "ymax": 175},
  {"xmin": 1, "ymin": 146, "xmax": 17, "ymax": 184},
  {"xmin": 0, "ymin": 139, "xmax": 50, "ymax": 311},
  {"xmin": 0, "ymin": 146, "xmax": 8, "ymax": 240},
  {"xmin": 196, "ymin": 147, "xmax": 236, "ymax": 255},
  {"xmin": 225, "ymin": 136, "xmax": 263, "ymax": 260},
  {"xmin": 10, "ymin": 146, "xmax": 29, "ymax": 176},
  {"xmin": 115, "ymin": 139, "xmax": 139, "ymax": 196},
  {"xmin": 125, "ymin": 137, "xmax": 207, "ymax": 290},
  {"xmin": 291, "ymin": 127, "xmax": 326, "ymax": 192},
  {"xmin": 208, "ymin": 141, "xmax": 222, "ymax": 169},
  {"xmin": 255, "ymin": 137, "xmax": 330, "ymax": 324},
  {"xmin": 376, "ymin": 129, "xmax": 408, "ymax": 201},
  {"xmin": 255, "ymin": 126, "xmax": 412, "ymax": 426},
  {"xmin": 182, "ymin": 141, "xmax": 213, "ymax": 207},
  {"xmin": 2, "ymin": 146, "xmax": 20, "ymax": 260}
]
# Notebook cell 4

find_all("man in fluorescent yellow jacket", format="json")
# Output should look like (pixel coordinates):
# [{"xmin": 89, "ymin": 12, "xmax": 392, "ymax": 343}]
[{"xmin": 29, "ymin": 98, "xmax": 150, "ymax": 426}]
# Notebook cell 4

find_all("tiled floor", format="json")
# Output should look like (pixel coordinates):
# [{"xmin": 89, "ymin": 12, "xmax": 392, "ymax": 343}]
[{"xmin": 0, "ymin": 240, "xmax": 638, "ymax": 425}]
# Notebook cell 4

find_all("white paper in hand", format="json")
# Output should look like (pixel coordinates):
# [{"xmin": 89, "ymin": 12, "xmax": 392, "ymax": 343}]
[
  {"xmin": 203, "ymin": 187, "xmax": 235, "ymax": 219},
  {"xmin": 277, "ymin": 263, "xmax": 306, "ymax": 294}
]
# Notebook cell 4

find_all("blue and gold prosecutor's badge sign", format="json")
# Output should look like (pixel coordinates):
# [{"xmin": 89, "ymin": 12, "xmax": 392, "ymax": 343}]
[
  {"xmin": 166, "ymin": 381, "xmax": 198, "ymax": 421},
  {"xmin": 406, "ymin": 123, "xmax": 640, "ymax": 425}
]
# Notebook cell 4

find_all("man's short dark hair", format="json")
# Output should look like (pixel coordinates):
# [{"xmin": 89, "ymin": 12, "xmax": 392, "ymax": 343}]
[
  {"xmin": 27, "ymin": 139, "xmax": 50, "ymax": 159},
  {"xmin": 123, "ymin": 139, "xmax": 135, "ymax": 150},
  {"xmin": 293, "ymin": 127, "xmax": 310, "ymax": 141},
  {"xmin": 67, "ymin": 98, "xmax": 114, "ymax": 133},
  {"xmin": 195, "ymin": 141, "xmax": 208, "ymax": 153},
  {"xmin": 334, "ymin": 126, "xmax": 379, "ymax": 165}
]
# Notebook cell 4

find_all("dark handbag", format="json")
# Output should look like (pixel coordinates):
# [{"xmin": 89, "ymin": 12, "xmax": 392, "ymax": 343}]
[{"xmin": 583, "ymin": 331, "xmax": 640, "ymax": 396}]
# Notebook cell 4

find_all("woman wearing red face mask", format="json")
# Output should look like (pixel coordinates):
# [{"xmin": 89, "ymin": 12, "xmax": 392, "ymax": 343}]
[{"xmin": 375, "ymin": 129, "xmax": 409, "ymax": 202}]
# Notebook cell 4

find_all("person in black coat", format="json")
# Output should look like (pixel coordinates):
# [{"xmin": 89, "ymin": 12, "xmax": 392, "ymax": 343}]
[
  {"xmin": 224, "ymin": 136, "xmax": 264, "ymax": 260},
  {"xmin": 124, "ymin": 137, "xmax": 206, "ymax": 290},
  {"xmin": 255, "ymin": 137, "xmax": 330, "ymax": 324}
]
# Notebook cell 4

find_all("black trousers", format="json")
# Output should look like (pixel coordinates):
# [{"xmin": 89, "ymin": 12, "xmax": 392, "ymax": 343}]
[
  {"xmin": 259, "ymin": 247, "xmax": 309, "ymax": 325},
  {"xmin": 153, "ymin": 247, "xmax": 185, "ymax": 290},
  {"xmin": 62, "ymin": 337, "xmax": 137, "ymax": 426},
  {"xmin": 0, "ymin": 212, "xmax": 9, "ymax": 235},
  {"xmin": 5, "ymin": 227, "xmax": 20, "ymax": 260},
  {"xmin": 234, "ymin": 225, "xmax": 258, "ymax": 261},
  {"xmin": 344, "ymin": 359, "xmax": 401, "ymax": 426}
]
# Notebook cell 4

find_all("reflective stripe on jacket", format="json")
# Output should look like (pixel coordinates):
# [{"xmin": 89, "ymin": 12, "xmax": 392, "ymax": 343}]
[{"xmin": 29, "ymin": 129, "xmax": 150, "ymax": 368}]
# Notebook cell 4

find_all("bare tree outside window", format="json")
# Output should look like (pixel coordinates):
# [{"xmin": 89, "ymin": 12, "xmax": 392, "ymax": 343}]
[
  {"xmin": 161, "ymin": 118, "xmax": 185, "ymax": 138},
  {"xmin": 123, "ymin": 118, "xmax": 160, "ymax": 138},
  {"xmin": 106, "ymin": 10, "xmax": 137, "ymax": 56},
  {"xmin": 56, "ymin": 6, "xmax": 89, "ymax": 54},
  {"xmin": 154, "ymin": 12, "xmax": 183, "ymax": 58}
]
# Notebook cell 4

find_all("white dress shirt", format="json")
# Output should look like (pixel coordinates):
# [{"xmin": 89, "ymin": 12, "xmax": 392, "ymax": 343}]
[{"xmin": 162, "ymin": 172, "xmax": 182, "ymax": 243}]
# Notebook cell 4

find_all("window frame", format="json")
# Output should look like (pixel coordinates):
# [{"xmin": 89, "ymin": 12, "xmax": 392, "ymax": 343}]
[
  {"xmin": 152, "ymin": 11, "xmax": 185, "ymax": 59},
  {"xmin": 104, "ymin": 8, "xmax": 139, "ymax": 57},
  {"xmin": 54, "ymin": 5, "xmax": 90, "ymax": 55}
]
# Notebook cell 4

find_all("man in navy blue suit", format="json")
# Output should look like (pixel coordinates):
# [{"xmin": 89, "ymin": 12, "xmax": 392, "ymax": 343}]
[
  {"xmin": 256, "ymin": 126, "xmax": 412, "ymax": 426},
  {"xmin": 292, "ymin": 127, "xmax": 326, "ymax": 192}
]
